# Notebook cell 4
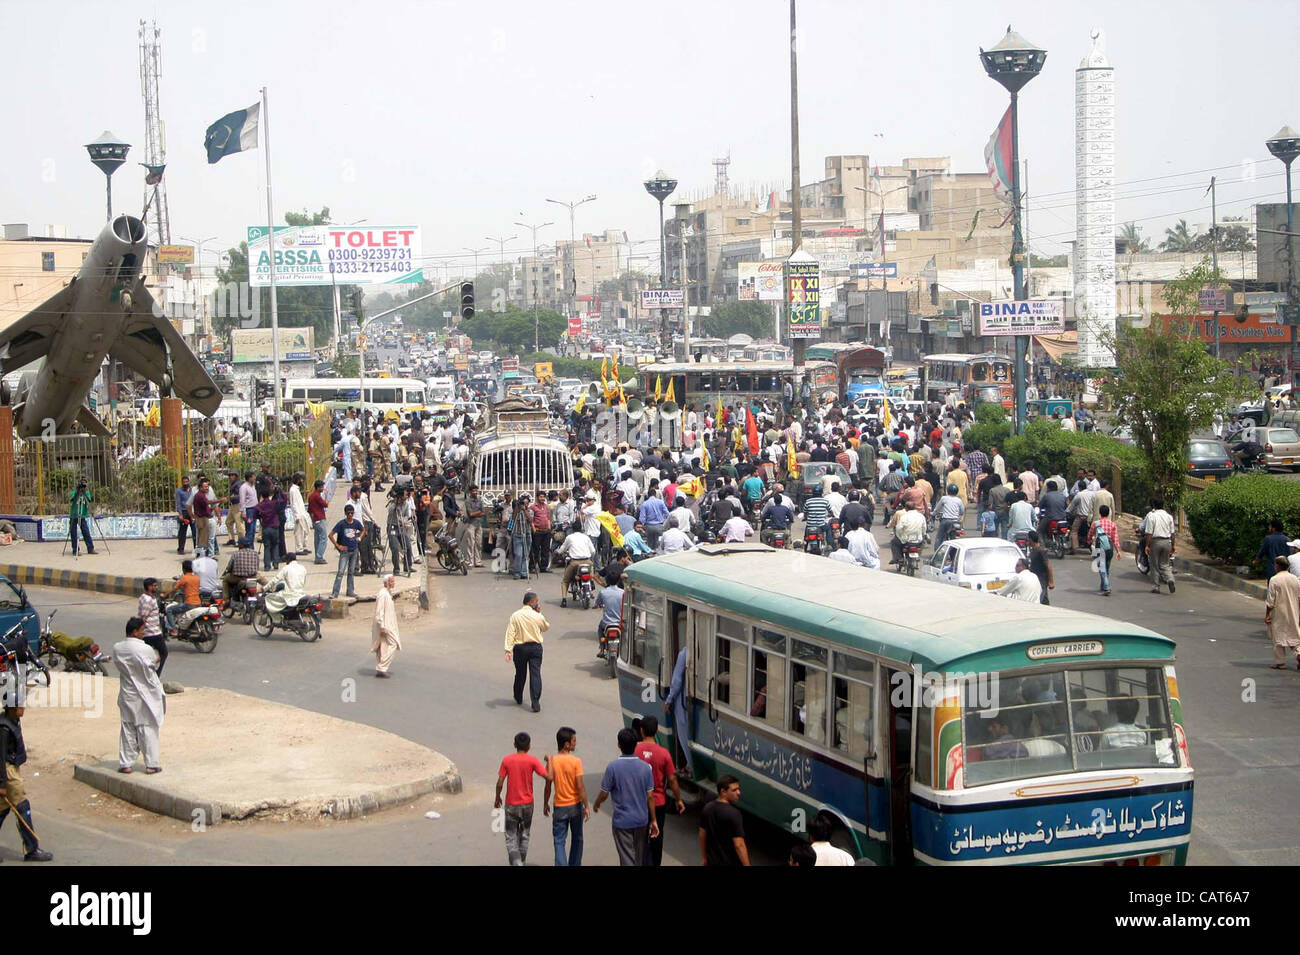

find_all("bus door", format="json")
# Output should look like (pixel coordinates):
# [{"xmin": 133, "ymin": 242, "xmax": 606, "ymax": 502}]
[
  {"xmin": 681, "ymin": 608, "xmax": 713, "ymax": 775},
  {"xmin": 880, "ymin": 665, "xmax": 916, "ymax": 865}
]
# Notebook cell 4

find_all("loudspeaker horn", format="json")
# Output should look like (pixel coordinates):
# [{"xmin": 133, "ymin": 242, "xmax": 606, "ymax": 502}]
[
  {"xmin": 659, "ymin": 400, "xmax": 681, "ymax": 421},
  {"xmin": 626, "ymin": 398, "xmax": 645, "ymax": 422}
]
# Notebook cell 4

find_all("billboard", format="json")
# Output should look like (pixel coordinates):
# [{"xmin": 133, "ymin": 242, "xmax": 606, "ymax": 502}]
[
  {"xmin": 567, "ymin": 315, "xmax": 584, "ymax": 336},
  {"xmin": 787, "ymin": 261, "xmax": 821, "ymax": 340},
  {"xmin": 738, "ymin": 262, "xmax": 784, "ymax": 301},
  {"xmin": 231, "ymin": 326, "xmax": 315, "ymax": 363},
  {"xmin": 977, "ymin": 300, "xmax": 1065, "ymax": 336},
  {"xmin": 642, "ymin": 289, "xmax": 684, "ymax": 309},
  {"xmin": 247, "ymin": 225, "xmax": 424, "ymax": 287},
  {"xmin": 1257, "ymin": 203, "xmax": 1298, "ymax": 287},
  {"xmin": 852, "ymin": 262, "xmax": 897, "ymax": 279},
  {"xmin": 157, "ymin": 244, "xmax": 195, "ymax": 265}
]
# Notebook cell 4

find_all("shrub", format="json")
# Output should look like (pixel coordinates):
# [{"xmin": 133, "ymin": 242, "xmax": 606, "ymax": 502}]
[
  {"xmin": 1185, "ymin": 474, "xmax": 1300, "ymax": 567},
  {"xmin": 1002, "ymin": 420, "xmax": 1150, "ymax": 515},
  {"xmin": 963, "ymin": 404, "xmax": 1011, "ymax": 453}
]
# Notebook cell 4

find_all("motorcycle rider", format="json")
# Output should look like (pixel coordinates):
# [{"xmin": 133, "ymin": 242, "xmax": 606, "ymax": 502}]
[
  {"xmin": 887, "ymin": 500, "xmax": 927, "ymax": 570},
  {"xmin": 758, "ymin": 494, "xmax": 795, "ymax": 545},
  {"xmin": 800, "ymin": 486, "xmax": 832, "ymax": 547},
  {"xmin": 263, "ymin": 552, "xmax": 307, "ymax": 617},
  {"xmin": 933, "ymin": 483, "xmax": 966, "ymax": 551},
  {"xmin": 1036, "ymin": 477, "xmax": 1070, "ymax": 544},
  {"xmin": 556, "ymin": 526, "xmax": 597, "ymax": 607},
  {"xmin": 594, "ymin": 576, "xmax": 624, "ymax": 659},
  {"xmin": 163, "ymin": 560, "xmax": 201, "ymax": 634},
  {"xmin": 222, "ymin": 539, "xmax": 260, "ymax": 605}
]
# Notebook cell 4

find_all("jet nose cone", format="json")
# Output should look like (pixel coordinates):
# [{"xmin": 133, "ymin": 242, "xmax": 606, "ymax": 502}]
[{"xmin": 112, "ymin": 215, "xmax": 146, "ymax": 244}]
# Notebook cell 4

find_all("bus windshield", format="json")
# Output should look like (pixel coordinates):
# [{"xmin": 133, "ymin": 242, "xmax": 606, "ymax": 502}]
[{"xmin": 961, "ymin": 665, "xmax": 1177, "ymax": 786}]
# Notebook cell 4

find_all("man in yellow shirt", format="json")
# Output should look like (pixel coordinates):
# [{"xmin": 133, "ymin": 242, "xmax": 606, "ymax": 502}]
[{"xmin": 504, "ymin": 591, "xmax": 550, "ymax": 712}]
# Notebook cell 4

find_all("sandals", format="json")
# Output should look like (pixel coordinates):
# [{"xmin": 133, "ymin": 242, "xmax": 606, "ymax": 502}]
[
  {"xmin": 1270, "ymin": 664, "xmax": 1287, "ymax": 669},
  {"xmin": 145, "ymin": 767, "xmax": 163, "ymax": 775}
]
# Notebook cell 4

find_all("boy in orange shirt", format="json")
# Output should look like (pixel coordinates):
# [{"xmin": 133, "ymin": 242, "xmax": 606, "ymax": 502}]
[{"xmin": 544, "ymin": 726, "xmax": 589, "ymax": 866}]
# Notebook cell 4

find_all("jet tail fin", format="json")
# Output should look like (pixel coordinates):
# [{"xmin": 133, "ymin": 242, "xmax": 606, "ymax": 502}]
[{"xmin": 75, "ymin": 405, "xmax": 110, "ymax": 437}]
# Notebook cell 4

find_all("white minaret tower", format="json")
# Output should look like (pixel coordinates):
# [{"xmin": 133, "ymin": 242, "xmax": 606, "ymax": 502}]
[{"xmin": 1075, "ymin": 30, "xmax": 1116, "ymax": 366}]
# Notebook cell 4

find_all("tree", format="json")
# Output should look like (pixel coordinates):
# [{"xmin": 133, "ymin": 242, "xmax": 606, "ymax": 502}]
[
  {"xmin": 332, "ymin": 353, "xmax": 359, "ymax": 377},
  {"xmin": 462, "ymin": 306, "xmax": 566, "ymax": 353},
  {"xmin": 1192, "ymin": 216, "xmax": 1256, "ymax": 254},
  {"xmin": 213, "ymin": 205, "xmax": 361, "ymax": 349},
  {"xmin": 1028, "ymin": 253, "xmax": 1069, "ymax": 268},
  {"xmin": 1099, "ymin": 259, "xmax": 1253, "ymax": 510},
  {"xmin": 1159, "ymin": 219, "xmax": 1198, "ymax": 253},
  {"xmin": 699, "ymin": 300, "xmax": 774, "ymax": 340},
  {"xmin": 1118, "ymin": 222, "xmax": 1151, "ymax": 253}
]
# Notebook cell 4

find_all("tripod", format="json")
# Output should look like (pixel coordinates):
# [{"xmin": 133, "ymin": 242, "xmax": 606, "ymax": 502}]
[{"xmin": 61, "ymin": 492, "xmax": 111, "ymax": 558}]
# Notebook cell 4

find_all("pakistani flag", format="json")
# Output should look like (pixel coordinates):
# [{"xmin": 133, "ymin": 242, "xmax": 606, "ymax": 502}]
[
  {"xmin": 204, "ymin": 103, "xmax": 260, "ymax": 164},
  {"xmin": 983, "ymin": 105, "xmax": 1014, "ymax": 206}
]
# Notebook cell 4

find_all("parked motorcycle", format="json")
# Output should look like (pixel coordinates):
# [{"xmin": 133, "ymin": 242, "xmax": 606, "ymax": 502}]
[
  {"xmin": 433, "ymin": 527, "xmax": 469, "ymax": 576},
  {"xmin": 168, "ymin": 595, "xmax": 222, "ymax": 654},
  {"xmin": 222, "ymin": 578, "xmax": 261, "ymax": 625},
  {"xmin": 250, "ymin": 590, "xmax": 322, "ymax": 642},
  {"xmin": 1, "ymin": 616, "xmax": 49, "ymax": 688},
  {"xmin": 567, "ymin": 561, "xmax": 596, "ymax": 610},
  {"xmin": 38, "ymin": 609, "xmax": 112, "ymax": 673}
]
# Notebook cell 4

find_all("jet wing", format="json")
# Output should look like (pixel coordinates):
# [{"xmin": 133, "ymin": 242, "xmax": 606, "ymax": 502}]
[
  {"xmin": 0, "ymin": 281, "xmax": 76, "ymax": 373},
  {"xmin": 112, "ymin": 284, "xmax": 222, "ymax": 417}
]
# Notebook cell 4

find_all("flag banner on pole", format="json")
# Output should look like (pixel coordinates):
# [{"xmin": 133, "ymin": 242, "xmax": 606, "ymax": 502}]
[
  {"xmin": 664, "ymin": 378, "xmax": 675, "ymax": 404},
  {"xmin": 746, "ymin": 411, "xmax": 760, "ymax": 456},
  {"xmin": 141, "ymin": 163, "xmax": 166, "ymax": 185},
  {"xmin": 984, "ymin": 105, "xmax": 1014, "ymax": 206},
  {"xmin": 787, "ymin": 440, "xmax": 799, "ymax": 479},
  {"xmin": 700, "ymin": 441, "xmax": 710, "ymax": 473},
  {"xmin": 204, "ymin": 102, "xmax": 261, "ymax": 164},
  {"xmin": 882, "ymin": 393, "xmax": 893, "ymax": 431},
  {"xmin": 655, "ymin": 376, "xmax": 663, "ymax": 401},
  {"xmin": 596, "ymin": 511, "xmax": 625, "ymax": 548}
]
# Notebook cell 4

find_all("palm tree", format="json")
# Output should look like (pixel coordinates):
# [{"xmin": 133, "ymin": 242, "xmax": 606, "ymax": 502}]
[
  {"xmin": 1159, "ymin": 219, "xmax": 1198, "ymax": 253},
  {"xmin": 1117, "ymin": 222, "xmax": 1151, "ymax": 253}
]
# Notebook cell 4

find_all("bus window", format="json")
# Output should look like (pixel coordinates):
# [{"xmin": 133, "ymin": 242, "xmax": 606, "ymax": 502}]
[
  {"xmin": 714, "ymin": 618, "xmax": 748, "ymax": 710},
  {"xmin": 1068, "ymin": 667, "xmax": 1175, "ymax": 770},
  {"xmin": 963, "ymin": 671, "xmax": 1074, "ymax": 785},
  {"xmin": 404, "ymin": 389, "xmax": 424, "ymax": 404},
  {"xmin": 732, "ymin": 374, "xmax": 753, "ymax": 392},
  {"xmin": 750, "ymin": 627, "xmax": 786, "ymax": 730},
  {"xmin": 991, "ymin": 362, "xmax": 1010, "ymax": 383},
  {"xmin": 631, "ymin": 600, "xmax": 664, "ymax": 674},
  {"xmin": 789, "ymin": 639, "xmax": 828, "ymax": 744},
  {"xmin": 370, "ymin": 387, "xmax": 399, "ymax": 404},
  {"xmin": 832, "ymin": 652, "xmax": 874, "ymax": 760},
  {"xmin": 970, "ymin": 362, "xmax": 989, "ymax": 383},
  {"xmin": 914, "ymin": 702, "xmax": 933, "ymax": 787}
]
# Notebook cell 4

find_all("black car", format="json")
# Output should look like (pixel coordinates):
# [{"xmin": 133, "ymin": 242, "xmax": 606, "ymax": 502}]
[{"xmin": 1187, "ymin": 438, "xmax": 1234, "ymax": 481}]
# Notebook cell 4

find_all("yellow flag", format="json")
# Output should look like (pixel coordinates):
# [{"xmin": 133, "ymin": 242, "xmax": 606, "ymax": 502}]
[
  {"xmin": 678, "ymin": 475, "xmax": 703, "ymax": 499},
  {"xmin": 700, "ymin": 440, "xmax": 710, "ymax": 472},
  {"xmin": 600, "ymin": 354, "xmax": 609, "ymax": 387},
  {"xmin": 664, "ymin": 378, "xmax": 676, "ymax": 404},
  {"xmin": 596, "ymin": 511, "xmax": 625, "ymax": 548},
  {"xmin": 655, "ymin": 376, "xmax": 663, "ymax": 401},
  {"xmin": 881, "ymin": 394, "xmax": 892, "ymax": 432},
  {"xmin": 716, "ymin": 392, "xmax": 724, "ymax": 422},
  {"xmin": 574, "ymin": 393, "xmax": 587, "ymax": 413},
  {"xmin": 787, "ymin": 440, "xmax": 800, "ymax": 479},
  {"xmin": 144, "ymin": 403, "xmax": 161, "ymax": 427}
]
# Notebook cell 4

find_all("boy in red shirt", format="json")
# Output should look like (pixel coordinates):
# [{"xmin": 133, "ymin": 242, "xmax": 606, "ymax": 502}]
[
  {"xmin": 634, "ymin": 715, "xmax": 686, "ymax": 867},
  {"xmin": 494, "ymin": 731, "xmax": 552, "ymax": 866}
]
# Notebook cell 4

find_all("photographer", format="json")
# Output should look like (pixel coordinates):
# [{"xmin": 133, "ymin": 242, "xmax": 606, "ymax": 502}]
[{"xmin": 69, "ymin": 478, "xmax": 96, "ymax": 557}]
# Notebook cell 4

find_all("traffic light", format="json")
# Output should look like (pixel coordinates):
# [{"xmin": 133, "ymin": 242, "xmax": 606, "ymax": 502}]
[
  {"xmin": 255, "ymin": 378, "xmax": 273, "ymax": 401},
  {"xmin": 460, "ymin": 282, "xmax": 475, "ymax": 322},
  {"xmin": 352, "ymin": 288, "xmax": 365, "ymax": 325}
]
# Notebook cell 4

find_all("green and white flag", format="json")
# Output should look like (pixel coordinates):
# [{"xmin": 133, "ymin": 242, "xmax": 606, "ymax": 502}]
[{"xmin": 204, "ymin": 103, "xmax": 260, "ymax": 164}]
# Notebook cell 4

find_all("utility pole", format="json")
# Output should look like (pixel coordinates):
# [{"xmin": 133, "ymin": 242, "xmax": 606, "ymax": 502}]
[
  {"xmin": 680, "ymin": 218, "xmax": 692, "ymax": 360},
  {"xmin": 514, "ymin": 219, "xmax": 553, "ymax": 352},
  {"xmin": 485, "ymin": 233, "xmax": 517, "ymax": 308},
  {"xmin": 1209, "ymin": 176, "xmax": 1221, "ymax": 358},
  {"xmin": 546, "ymin": 195, "xmax": 596, "ymax": 319},
  {"xmin": 788, "ymin": 0, "xmax": 805, "ymax": 376}
]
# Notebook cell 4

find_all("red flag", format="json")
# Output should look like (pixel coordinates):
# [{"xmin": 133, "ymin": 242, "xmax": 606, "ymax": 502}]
[{"xmin": 745, "ymin": 409, "xmax": 759, "ymax": 456}]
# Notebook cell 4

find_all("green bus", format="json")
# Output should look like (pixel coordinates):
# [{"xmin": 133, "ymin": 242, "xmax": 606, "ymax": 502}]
[{"xmin": 618, "ymin": 545, "xmax": 1192, "ymax": 865}]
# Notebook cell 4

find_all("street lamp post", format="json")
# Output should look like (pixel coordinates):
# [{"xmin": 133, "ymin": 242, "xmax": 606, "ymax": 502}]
[
  {"xmin": 545, "ymin": 195, "xmax": 597, "ymax": 320},
  {"xmin": 1267, "ymin": 125, "xmax": 1300, "ymax": 387},
  {"xmin": 179, "ymin": 235, "xmax": 217, "ymax": 341},
  {"xmin": 85, "ymin": 131, "xmax": 131, "ymax": 222},
  {"xmin": 514, "ymin": 219, "xmax": 553, "ymax": 352},
  {"xmin": 463, "ymin": 247, "xmax": 488, "ymax": 286},
  {"xmin": 644, "ymin": 172, "xmax": 677, "ymax": 353},
  {"xmin": 485, "ymin": 234, "xmax": 517, "ymax": 306},
  {"xmin": 981, "ymin": 26, "xmax": 1047, "ymax": 435}
]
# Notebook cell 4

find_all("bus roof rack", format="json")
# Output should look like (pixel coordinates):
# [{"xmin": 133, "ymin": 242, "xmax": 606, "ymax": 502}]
[{"xmin": 694, "ymin": 542, "xmax": 774, "ymax": 557}]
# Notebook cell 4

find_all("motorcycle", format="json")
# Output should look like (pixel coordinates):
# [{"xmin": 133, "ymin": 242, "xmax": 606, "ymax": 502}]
[
  {"xmin": 1046, "ymin": 519, "xmax": 1072, "ymax": 558},
  {"xmin": 802, "ymin": 526, "xmax": 826, "ymax": 556},
  {"xmin": 759, "ymin": 524, "xmax": 790, "ymax": 549},
  {"xmin": 433, "ymin": 526, "xmax": 469, "ymax": 576},
  {"xmin": 168, "ymin": 594, "xmax": 223, "ymax": 654},
  {"xmin": 901, "ymin": 541, "xmax": 924, "ymax": 577},
  {"xmin": 38, "ymin": 609, "xmax": 111, "ymax": 673},
  {"xmin": 567, "ymin": 561, "xmax": 596, "ymax": 610},
  {"xmin": 1, "ymin": 616, "xmax": 50, "ymax": 688},
  {"xmin": 598, "ymin": 624, "xmax": 620, "ymax": 678},
  {"xmin": 251, "ymin": 590, "xmax": 323, "ymax": 642},
  {"xmin": 1013, "ymin": 531, "xmax": 1033, "ymax": 561},
  {"xmin": 222, "ymin": 578, "xmax": 261, "ymax": 625}
]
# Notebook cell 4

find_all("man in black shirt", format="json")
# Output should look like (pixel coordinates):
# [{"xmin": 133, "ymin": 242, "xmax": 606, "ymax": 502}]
[
  {"xmin": 0, "ymin": 695, "xmax": 53, "ymax": 860},
  {"xmin": 1026, "ymin": 531, "xmax": 1055, "ymax": 605},
  {"xmin": 699, "ymin": 774, "xmax": 748, "ymax": 866}
]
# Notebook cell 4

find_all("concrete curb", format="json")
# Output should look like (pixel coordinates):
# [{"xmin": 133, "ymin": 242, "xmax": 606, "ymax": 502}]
[
  {"xmin": 73, "ymin": 760, "xmax": 463, "ymax": 826},
  {"xmin": 1120, "ymin": 541, "xmax": 1267, "ymax": 600},
  {"xmin": 0, "ymin": 561, "xmax": 416, "ymax": 620}
]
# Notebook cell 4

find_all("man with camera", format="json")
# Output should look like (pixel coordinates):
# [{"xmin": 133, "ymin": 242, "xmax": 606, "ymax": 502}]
[{"xmin": 69, "ymin": 479, "xmax": 96, "ymax": 557}]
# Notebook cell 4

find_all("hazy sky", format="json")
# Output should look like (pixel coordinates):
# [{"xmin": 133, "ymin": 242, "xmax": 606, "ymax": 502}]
[{"xmin": 3, "ymin": 0, "xmax": 1298, "ymax": 278}]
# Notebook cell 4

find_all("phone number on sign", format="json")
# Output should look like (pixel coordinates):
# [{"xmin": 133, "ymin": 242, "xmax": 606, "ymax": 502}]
[
  {"xmin": 327, "ymin": 248, "xmax": 413, "ymax": 261},
  {"xmin": 327, "ymin": 261, "xmax": 417, "ymax": 275}
]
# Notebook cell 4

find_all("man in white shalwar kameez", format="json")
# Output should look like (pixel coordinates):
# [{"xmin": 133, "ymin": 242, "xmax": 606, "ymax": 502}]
[
  {"xmin": 114, "ymin": 618, "xmax": 165, "ymax": 773},
  {"xmin": 264, "ymin": 552, "xmax": 308, "ymax": 615},
  {"xmin": 372, "ymin": 574, "xmax": 401, "ymax": 677},
  {"xmin": 288, "ymin": 473, "xmax": 312, "ymax": 556}
]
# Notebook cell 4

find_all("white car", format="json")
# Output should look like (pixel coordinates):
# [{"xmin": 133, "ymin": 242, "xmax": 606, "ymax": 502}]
[{"xmin": 922, "ymin": 538, "xmax": 1023, "ymax": 593}]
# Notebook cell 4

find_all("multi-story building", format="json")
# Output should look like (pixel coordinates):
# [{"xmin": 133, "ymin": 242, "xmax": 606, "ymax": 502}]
[
  {"xmin": 518, "ymin": 249, "xmax": 560, "ymax": 311},
  {"xmin": 0, "ymin": 225, "xmax": 94, "ymax": 333},
  {"xmin": 554, "ymin": 230, "xmax": 629, "ymax": 311}
]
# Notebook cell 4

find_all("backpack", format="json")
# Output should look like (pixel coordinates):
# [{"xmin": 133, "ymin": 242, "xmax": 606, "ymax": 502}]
[{"xmin": 1095, "ymin": 524, "xmax": 1113, "ymax": 553}]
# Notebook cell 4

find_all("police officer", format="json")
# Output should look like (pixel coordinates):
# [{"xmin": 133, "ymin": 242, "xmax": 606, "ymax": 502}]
[{"xmin": 0, "ymin": 665, "xmax": 53, "ymax": 861}]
